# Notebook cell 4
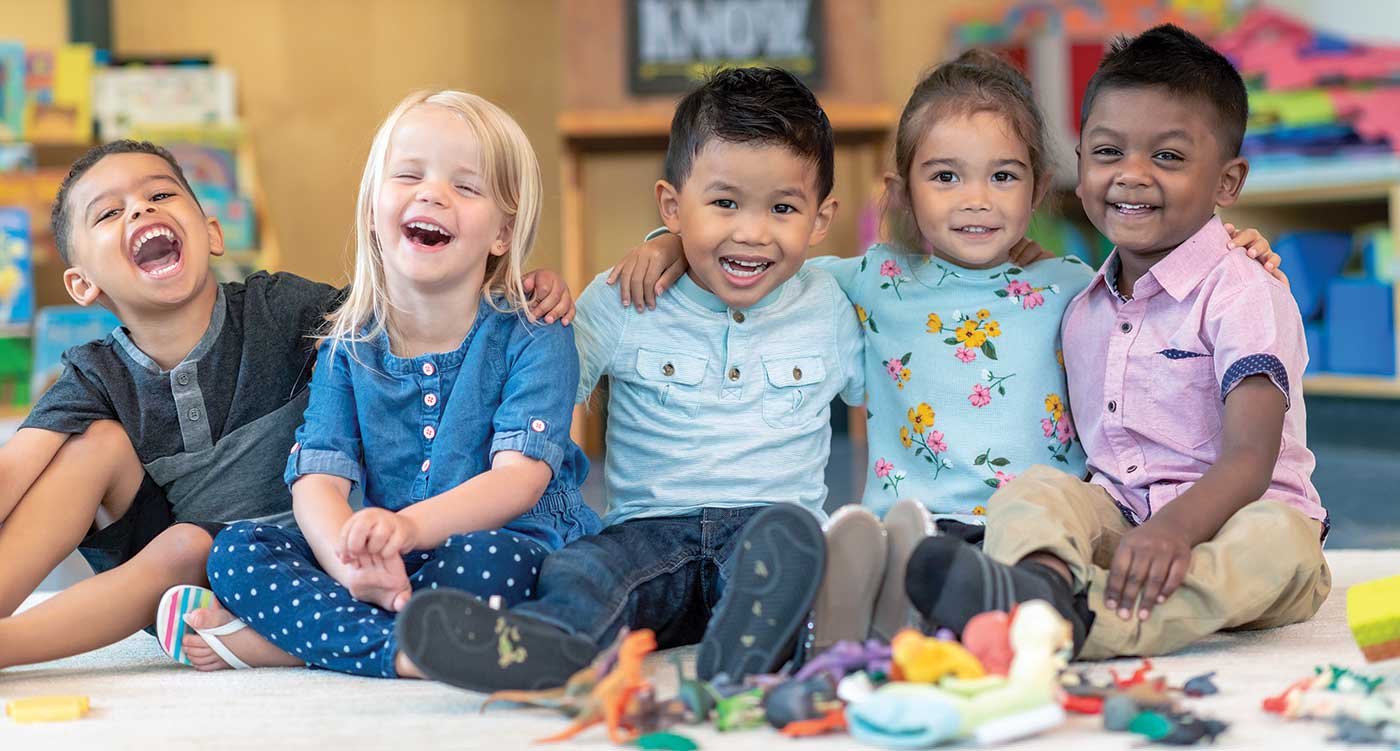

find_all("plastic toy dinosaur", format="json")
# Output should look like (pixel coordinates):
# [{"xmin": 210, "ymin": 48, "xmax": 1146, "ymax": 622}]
[{"xmin": 536, "ymin": 628, "xmax": 657, "ymax": 744}]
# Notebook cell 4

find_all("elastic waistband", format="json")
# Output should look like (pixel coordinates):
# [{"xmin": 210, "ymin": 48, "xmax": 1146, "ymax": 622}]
[{"xmin": 521, "ymin": 488, "xmax": 587, "ymax": 517}]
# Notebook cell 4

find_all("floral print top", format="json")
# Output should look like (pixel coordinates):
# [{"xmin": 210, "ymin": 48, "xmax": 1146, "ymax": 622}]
[{"xmin": 809, "ymin": 244, "xmax": 1093, "ymax": 522}]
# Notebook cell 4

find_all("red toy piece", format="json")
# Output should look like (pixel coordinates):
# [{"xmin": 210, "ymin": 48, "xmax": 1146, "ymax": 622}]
[
  {"xmin": 963, "ymin": 610, "xmax": 1014, "ymax": 677},
  {"xmin": 780, "ymin": 708, "xmax": 847, "ymax": 738},
  {"xmin": 1062, "ymin": 694, "xmax": 1105, "ymax": 715},
  {"xmin": 1111, "ymin": 659, "xmax": 1155, "ymax": 689}
]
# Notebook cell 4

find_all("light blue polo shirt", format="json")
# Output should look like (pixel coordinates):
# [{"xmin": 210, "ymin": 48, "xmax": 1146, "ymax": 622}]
[{"xmin": 573, "ymin": 267, "xmax": 865, "ymax": 526}]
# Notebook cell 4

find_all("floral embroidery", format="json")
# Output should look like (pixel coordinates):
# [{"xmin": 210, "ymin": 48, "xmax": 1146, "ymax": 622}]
[
  {"xmin": 997, "ymin": 277, "xmax": 1062, "ymax": 310},
  {"xmin": 897, "ymin": 401, "xmax": 953, "ymax": 480},
  {"xmin": 972, "ymin": 505, "xmax": 986, "ymax": 516},
  {"xmin": 931, "ymin": 310, "xmax": 1002, "ymax": 361},
  {"xmin": 974, "ymin": 448, "xmax": 1013, "ymax": 489},
  {"xmin": 879, "ymin": 259, "xmax": 911, "ymax": 299},
  {"xmin": 1041, "ymin": 393, "xmax": 1077, "ymax": 464},
  {"xmin": 931, "ymin": 262, "xmax": 963, "ymax": 287},
  {"xmin": 980, "ymin": 369, "xmax": 1016, "ymax": 397},
  {"xmin": 876, "ymin": 458, "xmax": 907, "ymax": 497},
  {"xmin": 885, "ymin": 353, "xmax": 912, "ymax": 390},
  {"xmin": 969, "ymin": 384, "xmax": 992, "ymax": 408},
  {"xmin": 855, "ymin": 303, "xmax": 879, "ymax": 333}
]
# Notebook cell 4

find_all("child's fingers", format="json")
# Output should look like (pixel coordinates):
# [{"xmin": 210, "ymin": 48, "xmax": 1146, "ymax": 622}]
[
  {"xmin": 1104, "ymin": 545, "xmax": 1132, "ymax": 613},
  {"xmin": 1160, "ymin": 557, "xmax": 1189, "ymax": 602},
  {"xmin": 1137, "ymin": 555, "xmax": 1171, "ymax": 620},
  {"xmin": 560, "ymin": 300, "xmax": 576, "ymax": 326},
  {"xmin": 629, "ymin": 256, "xmax": 654, "ymax": 315},
  {"xmin": 1223, "ymin": 222, "xmax": 1238, "ymax": 236},
  {"xmin": 1117, "ymin": 554, "xmax": 1152, "ymax": 621},
  {"xmin": 655, "ymin": 260, "xmax": 687, "ymax": 305},
  {"xmin": 615, "ymin": 258, "xmax": 637, "ymax": 305},
  {"xmin": 365, "ymin": 520, "xmax": 393, "ymax": 557},
  {"xmin": 522, "ymin": 273, "xmax": 537, "ymax": 295}
]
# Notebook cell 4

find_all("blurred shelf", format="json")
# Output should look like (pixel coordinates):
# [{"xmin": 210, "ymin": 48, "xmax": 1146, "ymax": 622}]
[
  {"xmin": 559, "ymin": 102, "xmax": 897, "ymax": 146},
  {"xmin": 1237, "ymin": 157, "xmax": 1400, "ymax": 206},
  {"xmin": 1304, "ymin": 374, "xmax": 1400, "ymax": 399}
]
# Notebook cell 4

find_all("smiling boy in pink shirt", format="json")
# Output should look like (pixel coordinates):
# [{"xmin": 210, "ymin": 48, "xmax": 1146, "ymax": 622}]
[{"xmin": 901, "ymin": 24, "xmax": 1330, "ymax": 659}]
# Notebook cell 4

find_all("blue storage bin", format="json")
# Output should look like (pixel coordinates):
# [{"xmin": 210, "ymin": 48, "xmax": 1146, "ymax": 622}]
[
  {"xmin": 1325, "ymin": 279, "xmax": 1395, "ymax": 376},
  {"xmin": 1275, "ymin": 231, "xmax": 1352, "ymax": 321},
  {"xmin": 1304, "ymin": 321, "xmax": 1326, "ymax": 375}
]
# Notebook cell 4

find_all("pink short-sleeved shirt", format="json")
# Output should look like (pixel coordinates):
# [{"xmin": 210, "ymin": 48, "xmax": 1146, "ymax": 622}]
[{"xmin": 1061, "ymin": 216, "xmax": 1325, "ymax": 530}]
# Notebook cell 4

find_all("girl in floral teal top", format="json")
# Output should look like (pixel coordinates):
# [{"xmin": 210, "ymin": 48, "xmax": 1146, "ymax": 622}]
[{"xmin": 613, "ymin": 52, "xmax": 1278, "ymax": 528}]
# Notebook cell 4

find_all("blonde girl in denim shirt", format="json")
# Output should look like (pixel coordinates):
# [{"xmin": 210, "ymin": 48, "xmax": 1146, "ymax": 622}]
[{"xmin": 186, "ymin": 91, "xmax": 599, "ymax": 678}]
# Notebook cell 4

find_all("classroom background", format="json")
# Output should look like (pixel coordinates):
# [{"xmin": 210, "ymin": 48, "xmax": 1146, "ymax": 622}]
[{"xmin": 1, "ymin": 0, "xmax": 1398, "ymax": 593}]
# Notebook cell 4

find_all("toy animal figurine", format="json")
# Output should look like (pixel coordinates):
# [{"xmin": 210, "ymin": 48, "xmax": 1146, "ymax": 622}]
[
  {"xmin": 534, "ymin": 629, "xmax": 658, "ymax": 744},
  {"xmin": 1182, "ymin": 672, "xmax": 1218, "ymax": 697},
  {"xmin": 763, "ymin": 674, "xmax": 839, "ymax": 729},
  {"xmin": 890, "ymin": 629, "xmax": 986, "ymax": 684},
  {"xmin": 793, "ymin": 639, "xmax": 893, "ymax": 683},
  {"xmin": 713, "ymin": 688, "xmax": 766, "ymax": 732},
  {"xmin": 482, "ymin": 628, "xmax": 636, "ymax": 715},
  {"xmin": 780, "ymin": 708, "xmax": 847, "ymax": 738}
]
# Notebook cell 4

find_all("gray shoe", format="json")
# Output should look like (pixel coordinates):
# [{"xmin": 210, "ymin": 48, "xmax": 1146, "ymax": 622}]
[
  {"xmin": 806, "ymin": 505, "xmax": 886, "ymax": 655},
  {"xmin": 870, "ymin": 498, "xmax": 936, "ymax": 641}
]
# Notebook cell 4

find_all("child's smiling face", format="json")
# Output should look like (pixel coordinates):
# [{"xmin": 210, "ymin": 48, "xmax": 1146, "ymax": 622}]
[
  {"xmin": 1076, "ymin": 86, "xmax": 1248, "ymax": 256},
  {"xmin": 902, "ymin": 110, "xmax": 1037, "ymax": 270},
  {"xmin": 658, "ymin": 140, "xmax": 836, "ymax": 310},
  {"xmin": 63, "ymin": 152, "xmax": 223, "ymax": 313},
  {"xmin": 374, "ymin": 104, "xmax": 511, "ymax": 298}
]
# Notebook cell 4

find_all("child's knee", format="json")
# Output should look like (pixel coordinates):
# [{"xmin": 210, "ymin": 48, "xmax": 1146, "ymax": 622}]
[{"xmin": 140, "ymin": 523, "xmax": 216, "ymax": 581}]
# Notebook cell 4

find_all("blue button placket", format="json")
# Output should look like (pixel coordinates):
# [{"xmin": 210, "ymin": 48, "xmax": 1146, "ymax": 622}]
[{"xmin": 414, "ymin": 358, "xmax": 441, "ymax": 501}]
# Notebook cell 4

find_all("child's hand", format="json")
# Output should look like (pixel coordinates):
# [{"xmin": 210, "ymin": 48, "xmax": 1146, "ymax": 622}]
[
  {"xmin": 337, "ymin": 507, "xmax": 419, "ymax": 564},
  {"xmin": 1104, "ymin": 521, "xmax": 1192, "ymax": 622},
  {"xmin": 1225, "ymin": 223, "xmax": 1288, "ymax": 287},
  {"xmin": 523, "ymin": 269, "xmax": 575, "ymax": 325},
  {"xmin": 1008, "ymin": 237, "xmax": 1054, "ymax": 266},
  {"xmin": 339, "ymin": 553, "xmax": 412, "ymax": 612},
  {"xmin": 606, "ymin": 231, "xmax": 688, "ymax": 311}
]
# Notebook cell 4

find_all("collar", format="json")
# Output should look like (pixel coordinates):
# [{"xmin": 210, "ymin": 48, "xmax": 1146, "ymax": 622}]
[
  {"xmin": 674, "ymin": 271, "xmax": 787, "ymax": 314},
  {"xmin": 113, "ymin": 284, "xmax": 227, "ymax": 375},
  {"xmin": 1145, "ymin": 216, "xmax": 1231, "ymax": 303},
  {"xmin": 375, "ymin": 296, "xmax": 490, "ymax": 375}
]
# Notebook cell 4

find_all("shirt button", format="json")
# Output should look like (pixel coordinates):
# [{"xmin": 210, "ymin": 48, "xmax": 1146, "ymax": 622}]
[
  {"xmin": 188, "ymin": 407, "xmax": 200, "ymax": 421},
  {"xmin": 1120, "ymin": 322, "xmax": 1132, "ymax": 333},
  {"xmin": 732, "ymin": 311, "xmax": 745, "ymax": 324},
  {"xmin": 662, "ymin": 362, "xmax": 675, "ymax": 377},
  {"xmin": 423, "ymin": 425, "xmax": 436, "ymax": 440},
  {"xmin": 423, "ymin": 393, "xmax": 438, "ymax": 407},
  {"xmin": 177, "ymin": 373, "xmax": 189, "ymax": 386},
  {"xmin": 531, "ymin": 419, "xmax": 546, "ymax": 433},
  {"xmin": 792, "ymin": 367, "xmax": 803, "ymax": 381},
  {"xmin": 728, "ymin": 367, "xmax": 741, "ymax": 381},
  {"xmin": 421, "ymin": 459, "xmax": 431, "ymax": 473},
  {"xmin": 421, "ymin": 362, "xmax": 435, "ymax": 376},
  {"xmin": 1127, "ymin": 465, "xmax": 1138, "ymax": 473},
  {"xmin": 1107, "ymin": 400, "xmax": 1117, "ymax": 413}
]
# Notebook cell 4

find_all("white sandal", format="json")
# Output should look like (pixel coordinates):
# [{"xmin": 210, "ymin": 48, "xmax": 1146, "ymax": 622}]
[{"xmin": 155, "ymin": 585, "xmax": 251, "ymax": 669}]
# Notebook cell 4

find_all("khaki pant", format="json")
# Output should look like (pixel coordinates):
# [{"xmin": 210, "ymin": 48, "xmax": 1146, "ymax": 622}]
[{"xmin": 984, "ymin": 465, "xmax": 1332, "ymax": 660}]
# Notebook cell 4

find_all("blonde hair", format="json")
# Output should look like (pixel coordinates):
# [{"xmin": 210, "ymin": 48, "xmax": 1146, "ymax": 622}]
[{"xmin": 323, "ymin": 90, "xmax": 543, "ymax": 349}]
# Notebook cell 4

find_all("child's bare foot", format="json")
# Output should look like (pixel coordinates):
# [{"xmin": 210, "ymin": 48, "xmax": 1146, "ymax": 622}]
[
  {"xmin": 181, "ymin": 599, "xmax": 304, "ymax": 671},
  {"xmin": 342, "ymin": 555, "xmax": 412, "ymax": 612}
]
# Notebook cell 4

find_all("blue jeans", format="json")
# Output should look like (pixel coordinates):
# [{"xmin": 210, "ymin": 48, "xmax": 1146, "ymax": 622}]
[{"xmin": 515, "ymin": 506, "xmax": 763, "ymax": 650}]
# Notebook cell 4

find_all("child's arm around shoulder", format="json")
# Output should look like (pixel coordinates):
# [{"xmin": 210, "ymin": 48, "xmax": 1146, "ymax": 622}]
[
  {"xmin": 1103, "ymin": 278, "xmax": 1300, "ymax": 622},
  {"xmin": 809, "ymin": 267, "xmax": 866, "ymax": 407}
]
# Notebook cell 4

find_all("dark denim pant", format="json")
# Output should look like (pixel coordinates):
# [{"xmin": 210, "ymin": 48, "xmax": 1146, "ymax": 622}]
[{"xmin": 514, "ymin": 506, "xmax": 762, "ymax": 650}]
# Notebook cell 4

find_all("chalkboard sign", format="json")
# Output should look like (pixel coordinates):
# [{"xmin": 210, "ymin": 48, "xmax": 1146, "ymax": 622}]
[{"xmin": 628, "ymin": 0, "xmax": 825, "ymax": 94}]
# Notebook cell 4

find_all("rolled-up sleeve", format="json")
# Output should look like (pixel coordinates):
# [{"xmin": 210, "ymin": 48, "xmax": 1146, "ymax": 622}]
[
  {"xmin": 1207, "ymin": 279, "xmax": 1303, "ymax": 409},
  {"xmin": 284, "ymin": 340, "xmax": 365, "ymax": 488},
  {"xmin": 489, "ymin": 320, "xmax": 580, "ymax": 480}
]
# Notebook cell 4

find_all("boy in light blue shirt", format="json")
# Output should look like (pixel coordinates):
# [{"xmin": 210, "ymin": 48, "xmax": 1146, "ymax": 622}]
[{"xmin": 397, "ymin": 67, "xmax": 864, "ymax": 692}]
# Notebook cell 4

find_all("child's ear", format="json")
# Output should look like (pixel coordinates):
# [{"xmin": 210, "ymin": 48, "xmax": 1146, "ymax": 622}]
[
  {"xmin": 655, "ymin": 180, "xmax": 682, "ymax": 234},
  {"xmin": 1214, "ymin": 157, "xmax": 1249, "ymax": 208},
  {"xmin": 1032, "ymin": 170, "xmax": 1054, "ymax": 210},
  {"xmin": 807, "ymin": 196, "xmax": 840, "ymax": 247},
  {"xmin": 882, "ymin": 171, "xmax": 907, "ymax": 212},
  {"xmin": 62, "ymin": 267, "xmax": 102, "ymax": 307},
  {"xmin": 205, "ymin": 215, "xmax": 226, "ymax": 258},
  {"xmin": 491, "ymin": 220, "xmax": 514, "ymax": 257}
]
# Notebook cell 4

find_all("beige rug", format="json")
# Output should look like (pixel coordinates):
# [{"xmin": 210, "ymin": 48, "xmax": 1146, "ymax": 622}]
[{"xmin": 2, "ymin": 550, "xmax": 1398, "ymax": 750}]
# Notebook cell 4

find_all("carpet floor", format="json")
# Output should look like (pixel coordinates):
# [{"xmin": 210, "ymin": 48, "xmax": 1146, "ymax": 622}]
[{"xmin": 2, "ymin": 550, "xmax": 1397, "ymax": 750}]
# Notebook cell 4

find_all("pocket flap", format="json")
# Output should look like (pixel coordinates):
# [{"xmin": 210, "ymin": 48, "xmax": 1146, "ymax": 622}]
[
  {"xmin": 761, "ymin": 355, "xmax": 826, "ymax": 388},
  {"xmin": 635, "ymin": 349, "xmax": 708, "ymax": 386}
]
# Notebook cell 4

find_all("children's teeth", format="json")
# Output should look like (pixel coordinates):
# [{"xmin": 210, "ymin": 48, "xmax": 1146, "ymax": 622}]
[
  {"xmin": 135, "ymin": 226, "xmax": 175, "ymax": 251},
  {"xmin": 407, "ymin": 221, "xmax": 450, "ymax": 235},
  {"xmin": 958, "ymin": 226, "xmax": 992, "ymax": 234},
  {"xmin": 721, "ymin": 258, "xmax": 770, "ymax": 277},
  {"xmin": 1116, "ymin": 203, "xmax": 1152, "ymax": 210}
]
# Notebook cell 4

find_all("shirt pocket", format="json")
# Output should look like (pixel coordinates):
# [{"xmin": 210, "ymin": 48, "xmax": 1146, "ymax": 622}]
[
  {"xmin": 1139, "ymin": 348, "xmax": 1222, "ymax": 452},
  {"xmin": 633, "ymin": 348, "xmax": 709, "ymax": 418},
  {"xmin": 760, "ymin": 354, "xmax": 828, "ymax": 429}
]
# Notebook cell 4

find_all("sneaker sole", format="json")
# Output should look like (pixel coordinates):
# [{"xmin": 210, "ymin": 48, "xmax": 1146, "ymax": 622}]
[
  {"xmin": 809, "ymin": 505, "xmax": 886, "ymax": 652},
  {"xmin": 696, "ymin": 504, "xmax": 825, "ymax": 681},
  {"xmin": 395, "ymin": 589, "xmax": 597, "ymax": 693},
  {"xmin": 871, "ymin": 498, "xmax": 935, "ymax": 641}
]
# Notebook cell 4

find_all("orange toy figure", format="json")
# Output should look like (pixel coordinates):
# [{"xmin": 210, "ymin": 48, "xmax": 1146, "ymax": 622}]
[
  {"xmin": 890, "ymin": 629, "xmax": 986, "ymax": 684},
  {"xmin": 781, "ymin": 708, "xmax": 848, "ymax": 738},
  {"xmin": 962, "ymin": 611, "xmax": 1014, "ymax": 677},
  {"xmin": 536, "ymin": 629, "xmax": 658, "ymax": 745}
]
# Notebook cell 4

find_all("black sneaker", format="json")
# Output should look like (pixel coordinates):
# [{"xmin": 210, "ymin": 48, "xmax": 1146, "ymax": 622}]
[
  {"xmin": 395, "ymin": 589, "xmax": 599, "ymax": 692},
  {"xmin": 696, "ymin": 504, "xmax": 825, "ymax": 681}
]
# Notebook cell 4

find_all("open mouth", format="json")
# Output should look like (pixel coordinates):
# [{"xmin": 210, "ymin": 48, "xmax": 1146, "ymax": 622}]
[
  {"xmin": 1110, "ymin": 202, "xmax": 1159, "ymax": 217},
  {"xmin": 953, "ymin": 225, "xmax": 1001, "ymax": 238},
  {"xmin": 129, "ymin": 224, "xmax": 183, "ymax": 279},
  {"xmin": 719, "ymin": 256, "xmax": 773, "ymax": 282},
  {"xmin": 401, "ymin": 219, "xmax": 455, "ymax": 248}
]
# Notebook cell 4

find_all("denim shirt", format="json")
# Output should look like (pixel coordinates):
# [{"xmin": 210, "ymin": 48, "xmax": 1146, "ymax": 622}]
[
  {"xmin": 285, "ymin": 297, "xmax": 600, "ymax": 550},
  {"xmin": 574, "ymin": 268, "xmax": 865, "ymax": 526}
]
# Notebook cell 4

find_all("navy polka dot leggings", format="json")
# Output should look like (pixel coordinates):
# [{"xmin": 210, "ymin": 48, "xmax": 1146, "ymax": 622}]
[{"xmin": 207, "ymin": 520, "xmax": 547, "ymax": 677}]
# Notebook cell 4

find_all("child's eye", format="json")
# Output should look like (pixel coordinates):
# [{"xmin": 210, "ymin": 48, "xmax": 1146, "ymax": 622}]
[
  {"xmin": 456, "ymin": 184, "xmax": 480, "ymax": 195},
  {"xmin": 992, "ymin": 172, "xmax": 1018, "ymax": 183},
  {"xmin": 1153, "ymin": 151, "xmax": 1183, "ymax": 162},
  {"xmin": 151, "ymin": 191, "xmax": 175, "ymax": 201},
  {"xmin": 712, "ymin": 199, "xmax": 737, "ymax": 210},
  {"xmin": 772, "ymin": 203, "xmax": 797, "ymax": 215},
  {"xmin": 932, "ymin": 171, "xmax": 958, "ymax": 183},
  {"xmin": 1092, "ymin": 147, "xmax": 1121, "ymax": 158},
  {"xmin": 96, "ymin": 208, "xmax": 121, "ymax": 223}
]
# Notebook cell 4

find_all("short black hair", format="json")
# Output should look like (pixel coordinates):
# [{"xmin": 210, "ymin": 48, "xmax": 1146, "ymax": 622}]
[
  {"xmin": 51, "ymin": 139, "xmax": 199, "ymax": 265},
  {"xmin": 1080, "ymin": 24, "xmax": 1248, "ymax": 158},
  {"xmin": 664, "ymin": 67, "xmax": 835, "ymax": 200}
]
